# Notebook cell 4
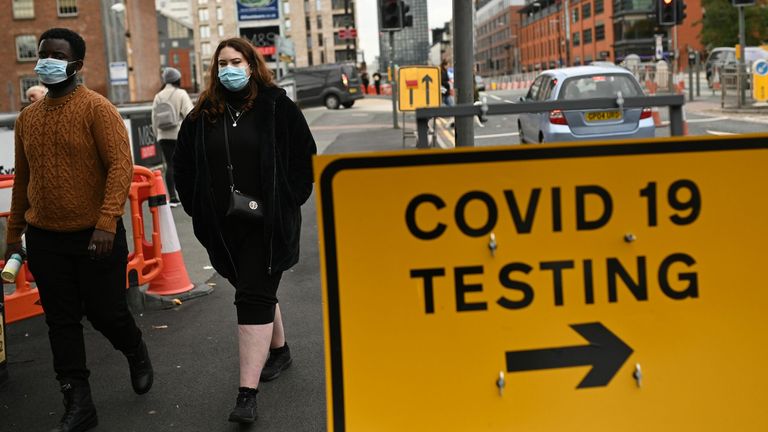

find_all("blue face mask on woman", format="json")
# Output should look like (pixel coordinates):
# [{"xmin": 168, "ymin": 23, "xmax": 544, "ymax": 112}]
[
  {"xmin": 34, "ymin": 58, "xmax": 76, "ymax": 85},
  {"xmin": 218, "ymin": 66, "xmax": 250, "ymax": 91}
]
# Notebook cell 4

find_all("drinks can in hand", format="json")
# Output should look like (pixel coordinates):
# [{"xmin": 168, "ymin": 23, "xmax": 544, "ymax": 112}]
[{"xmin": 1, "ymin": 254, "xmax": 23, "ymax": 283}]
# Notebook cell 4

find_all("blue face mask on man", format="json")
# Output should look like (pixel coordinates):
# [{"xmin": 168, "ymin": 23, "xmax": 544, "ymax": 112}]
[
  {"xmin": 34, "ymin": 58, "xmax": 77, "ymax": 85},
  {"xmin": 218, "ymin": 66, "xmax": 250, "ymax": 91}
]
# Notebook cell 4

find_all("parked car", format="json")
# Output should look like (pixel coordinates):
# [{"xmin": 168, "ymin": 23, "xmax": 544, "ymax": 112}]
[
  {"xmin": 475, "ymin": 75, "xmax": 486, "ymax": 92},
  {"xmin": 517, "ymin": 66, "xmax": 655, "ymax": 144},
  {"xmin": 706, "ymin": 47, "xmax": 768, "ymax": 87},
  {"xmin": 277, "ymin": 63, "xmax": 363, "ymax": 109}
]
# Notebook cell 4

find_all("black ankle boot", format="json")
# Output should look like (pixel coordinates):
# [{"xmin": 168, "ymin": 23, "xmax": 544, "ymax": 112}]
[
  {"xmin": 125, "ymin": 340, "xmax": 153, "ymax": 395},
  {"xmin": 260, "ymin": 344, "xmax": 292, "ymax": 382},
  {"xmin": 228, "ymin": 387, "xmax": 258, "ymax": 423},
  {"xmin": 50, "ymin": 380, "xmax": 98, "ymax": 432}
]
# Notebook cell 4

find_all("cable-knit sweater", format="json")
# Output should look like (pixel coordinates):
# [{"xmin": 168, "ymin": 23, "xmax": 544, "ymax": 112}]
[{"xmin": 7, "ymin": 85, "xmax": 133, "ymax": 244}]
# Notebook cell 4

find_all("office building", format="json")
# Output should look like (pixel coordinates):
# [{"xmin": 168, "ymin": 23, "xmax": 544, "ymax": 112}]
[
  {"xmin": 476, "ymin": 0, "xmax": 523, "ymax": 77},
  {"xmin": 378, "ymin": 0, "xmax": 430, "ymax": 68}
]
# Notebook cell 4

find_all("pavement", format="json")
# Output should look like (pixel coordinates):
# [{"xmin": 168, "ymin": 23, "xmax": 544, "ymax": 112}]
[
  {"xmin": 0, "ymin": 92, "xmax": 765, "ymax": 432},
  {"xmin": 0, "ymin": 98, "xmax": 416, "ymax": 432}
]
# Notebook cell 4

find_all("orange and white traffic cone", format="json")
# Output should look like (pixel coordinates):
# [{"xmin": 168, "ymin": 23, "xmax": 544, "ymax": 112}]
[{"xmin": 145, "ymin": 170, "xmax": 213, "ymax": 302}]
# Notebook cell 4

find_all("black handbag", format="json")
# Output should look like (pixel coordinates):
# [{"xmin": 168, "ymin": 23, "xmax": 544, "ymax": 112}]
[{"xmin": 223, "ymin": 120, "xmax": 264, "ymax": 220}]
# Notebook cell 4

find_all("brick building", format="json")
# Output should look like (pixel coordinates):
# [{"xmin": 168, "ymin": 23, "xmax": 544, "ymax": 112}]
[
  {"xmin": 476, "ymin": 0, "xmax": 524, "ymax": 77},
  {"xmin": 158, "ymin": 10, "xmax": 197, "ymax": 92},
  {"xmin": 2, "ymin": 0, "xmax": 161, "ymax": 112},
  {"xmin": 518, "ymin": 0, "xmax": 704, "ymax": 72}
]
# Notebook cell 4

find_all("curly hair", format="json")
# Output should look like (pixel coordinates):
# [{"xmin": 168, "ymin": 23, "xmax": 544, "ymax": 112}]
[
  {"xmin": 39, "ymin": 28, "xmax": 86, "ymax": 60},
  {"xmin": 190, "ymin": 37, "xmax": 275, "ymax": 122}
]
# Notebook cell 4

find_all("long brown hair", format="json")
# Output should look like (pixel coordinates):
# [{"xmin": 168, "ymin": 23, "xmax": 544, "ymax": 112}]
[{"xmin": 190, "ymin": 37, "xmax": 275, "ymax": 121}]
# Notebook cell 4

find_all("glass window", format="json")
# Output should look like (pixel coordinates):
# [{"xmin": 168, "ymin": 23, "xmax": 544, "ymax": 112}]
[
  {"xmin": 218, "ymin": 24, "xmax": 224, "ymax": 36},
  {"xmin": 58, "ymin": 0, "xmax": 78, "ymax": 17},
  {"xmin": 168, "ymin": 20, "xmax": 189, "ymax": 39},
  {"xmin": 583, "ymin": 28, "xmax": 592, "ymax": 43},
  {"xmin": 595, "ymin": 24, "xmax": 605, "ymax": 41},
  {"xmin": 572, "ymin": 32, "xmax": 580, "ymax": 46},
  {"xmin": 559, "ymin": 74, "xmax": 642, "ymax": 99},
  {"xmin": 198, "ymin": 0, "xmax": 207, "ymax": 4},
  {"xmin": 526, "ymin": 75, "xmax": 545, "ymax": 100},
  {"xmin": 308, "ymin": 51, "xmax": 313, "ymax": 66},
  {"xmin": 582, "ymin": 3, "xmax": 591, "ymax": 19},
  {"xmin": 16, "ymin": 35, "xmax": 38, "ymax": 61},
  {"xmin": 317, "ymin": 16, "xmax": 322, "ymax": 30},
  {"xmin": 283, "ymin": 2, "xmax": 290, "ymax": 14},
  {"xmin": 572, "ymin": 7, "xmax": 579, "ymax": 22},
  {"xmin": 595, "ymin": 0, "xmax": 604, "ymax": 14},
  {"xmin": 199, "ymin": 8, "xmax": 209, "ymax": 22},
  {"xmin": 201, "ymin": 42, "xmax": 211, "ymax": 57},
  {"xmin": 318, "ymin": 34, "xmax": 323, "ymax": 46},
  {"xmin": 20, "ymin": 76, "xmax": 41, "ymax": 103},
  {"xmin": 13, "ymin": 0, "xmax": 35, "ymax": 19},
  {"xmin": 216, "ymin": 7, "xmax": 222, "ymax": 20},
  {"xmin": 285, "ymin": 19, "xmax": 291, "ymax": 31},
  {"xmin": 200, "ymin": 25, "xmax": 210, "ymax": 39},
  {"xmin": 316, "ymin": 0, "xmax": 322, "ymax": 10}
]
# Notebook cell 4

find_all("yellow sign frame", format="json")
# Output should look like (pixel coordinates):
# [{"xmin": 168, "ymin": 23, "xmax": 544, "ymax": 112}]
[
  {"xmin": 398, "ymin": 66, "xmax": 441, "ymax": 112},
  {"xmin": 315, "ymin": 134, "xmax": 768, "ymax": 431}
]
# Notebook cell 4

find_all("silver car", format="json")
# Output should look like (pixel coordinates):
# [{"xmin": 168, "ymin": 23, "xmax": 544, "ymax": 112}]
[{"xmin": 517, "ymin": 66, "xmax": 655, "ymax": 144}]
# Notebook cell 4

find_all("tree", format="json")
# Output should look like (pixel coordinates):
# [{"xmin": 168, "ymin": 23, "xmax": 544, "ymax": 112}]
[{"xmin": 699, "ymin": 0, "xmax": 768, "ymax": 49}]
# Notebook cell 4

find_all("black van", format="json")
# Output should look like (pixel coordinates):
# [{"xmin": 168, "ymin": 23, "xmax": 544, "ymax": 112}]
[{"xmin": 279, "ymin": 63, "xmax": 363, "ymax": 109}]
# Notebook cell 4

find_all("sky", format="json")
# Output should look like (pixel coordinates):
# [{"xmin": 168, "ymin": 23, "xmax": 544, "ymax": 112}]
[{"xmin": 356, "ymin": 0, "xmax": 453, "ymax": 66}]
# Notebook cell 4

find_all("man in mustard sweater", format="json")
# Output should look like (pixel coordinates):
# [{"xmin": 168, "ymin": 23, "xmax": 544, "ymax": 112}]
[{"xmin": 5, "ymin": 28, "xmax": 153, "ymax": 432}]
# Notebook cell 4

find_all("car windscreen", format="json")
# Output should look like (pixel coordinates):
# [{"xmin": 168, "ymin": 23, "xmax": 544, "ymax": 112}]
[
  {"xmin": 559, "ymin": 74, "xmax": 642, "ymax": 99},
  {"xmin": 342, "ymin": 65, "xmax": 359, "ymax": 79}
]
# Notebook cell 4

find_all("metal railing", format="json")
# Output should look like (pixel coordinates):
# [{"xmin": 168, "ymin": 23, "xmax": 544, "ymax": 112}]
[
  {"xmin": 415, "ymin": 94, "xmax": 687, "ymax": 148},
  {"xmin": 0, "ymin": 105, "xmax": 152, "ymax": 129}
]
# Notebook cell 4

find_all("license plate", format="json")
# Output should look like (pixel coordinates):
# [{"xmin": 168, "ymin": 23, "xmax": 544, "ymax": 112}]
[
  {"xmin": 349, "ymin": 88, "xmax": 358, "ymax": 93},
  {"xmin": 586, "ymin": 111, "xmax": 622, "ymax": 122}
]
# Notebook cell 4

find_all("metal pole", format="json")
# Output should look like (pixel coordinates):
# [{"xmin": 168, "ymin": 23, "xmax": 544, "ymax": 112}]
[
  {"xmin": 688, "ymin": 54, "xmax": 693, "ymax": 102},
  {"xmin": 669, "ymin": 103, "xmax": 684, "ymax": 136},
  {"xmin": 345, "ymin": 0, "xmax": 351, "ymax": 61},
  {"xmin": 738, "ymin": 5, "xmax": 746, "ymax": 107},
  {"xmin": 390, "ymin": 31, "xmax": 399, "ymax": 129},
  {"xmin": 695, "ymin": 51, "xmax": 701, "ymax": 97},
  {"xmin": 454, "ymin": 0, "xmax": 474, "ymax": 147},
  {"xmin": 564, "ymin": 0, "xmax": 570, "ymax": 66}
]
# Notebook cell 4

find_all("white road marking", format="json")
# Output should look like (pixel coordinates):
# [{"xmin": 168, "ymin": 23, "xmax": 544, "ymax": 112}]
[
  {"xmin": 476, "ymin": 132, "xmax": 520, "ymax": 139},
  {"xmin": 489, "ymin": 94, "xmax": 502, "ymax": 101},
  {"xmin": 706, "ymin": 130, "xmax": 736, "ymax": 136},
  {"xmin": 504, "ymin": 99, "xmax": 516, "ymax": 103},
  {"xmin": 687, "ymin": 116, "xmax": 728, "ymax": 123}
]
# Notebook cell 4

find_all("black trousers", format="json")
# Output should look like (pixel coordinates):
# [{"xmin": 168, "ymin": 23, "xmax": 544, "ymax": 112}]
[
  {"xmin": 25, "ymin": 221, "xmax": 142, "ymax": 382},
  {"xmin": 223, "ymin": 219, "xmax": 283, "ymax": 325},
  {"xmin": 159, "ymin": 139, "xmax": 178, "ymax": 200}
]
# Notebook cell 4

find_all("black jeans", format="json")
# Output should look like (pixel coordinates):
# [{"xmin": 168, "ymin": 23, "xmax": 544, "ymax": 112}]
[
  {"xmin": 25, "ymin": 221, "xmax": 142, "ymax": 382},
  {"xmin": 159, "ymin": 139, "xmax": 178, "ymax": 200}
]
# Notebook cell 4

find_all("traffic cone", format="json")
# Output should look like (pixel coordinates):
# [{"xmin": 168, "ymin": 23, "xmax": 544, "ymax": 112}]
[
  {"xmin": 144, "ymin": 171, "xmax": 213, "ymax": 303},
  {"xmin": 652, "ymin": 107, "xmax": 662, "ymax": 128}
]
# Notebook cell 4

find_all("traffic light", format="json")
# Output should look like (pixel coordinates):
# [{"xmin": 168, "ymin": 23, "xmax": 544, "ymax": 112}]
[
  {"xmin": 676, "ymin": 0, "xmax": 686, "ymax": 24},
  {"xmin": 401, "ymin": 1, "xmax": 413, "ymax": 28},
  {"xmin": 657, "ymin": 0, "xmax": 676, "ymax": 26},
  {"xmin": 380, "ymin": 0, "xmax": 403, "ymax": 31}
]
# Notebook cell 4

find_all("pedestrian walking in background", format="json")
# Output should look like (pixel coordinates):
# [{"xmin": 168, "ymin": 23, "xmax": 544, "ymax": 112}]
[
  {"xmin": 5, "ymin": 28, "xmax": 153, "ymax": 432},
  {"xmin": 440, "ymin": 60, "xmax": 453, "ymax": 106},
  {"xmin": 151, "ymin": 67, "xmax": 193, "ymax": 207},
  {"xmin": 173, "ymin": 37, "xmax": 316, "ymax": 425},
  {"xmin": 361, "ymin": 70, "xmax": 370, "ymax": 94},
  {"xmin": 373, "ymin": 71, "xmax": 382, "ymax": 94},
  {"xmin": 25, "ymin": 85, "xmax": 47, "ymax": 103}
]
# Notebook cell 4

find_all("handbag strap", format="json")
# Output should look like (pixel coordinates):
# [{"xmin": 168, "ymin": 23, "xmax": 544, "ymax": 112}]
[{"xmin": 222, "ymin": 120, "xmax": 235, "ymax": 192}]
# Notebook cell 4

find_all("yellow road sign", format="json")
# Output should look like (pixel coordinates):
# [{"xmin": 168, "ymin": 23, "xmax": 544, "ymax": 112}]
[
  {"xmin": 314, "ymin": 134, "xmax": 768, "ymax": 431},
  {"xmin": 398, "ymin": 66, "xmax": 441, "ymax": 111},
  {"xmin": 752, "ymin": 59, "xmax": 768, "ymax": 102}
]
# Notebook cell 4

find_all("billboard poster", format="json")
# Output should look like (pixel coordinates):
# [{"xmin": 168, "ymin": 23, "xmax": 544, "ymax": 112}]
[
  {"xmin": 240, "ymin": 26, "xmax": 279, "ymax": 62},
  {"xmin": 237, "ymin": 0, "xmax": 279, "ymax": 21}
]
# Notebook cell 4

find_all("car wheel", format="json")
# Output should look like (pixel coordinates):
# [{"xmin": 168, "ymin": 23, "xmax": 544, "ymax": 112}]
[
  {"xmin": 325, "ymin": 94, "xmax": 341, "ymax": 110},
  {"xmin": 342, "ymin": 101, "xmax": 355, "ymax": 108},
  {"xmin": 518, "ymin": 121, "xmax": 525, "ymax": 144}
]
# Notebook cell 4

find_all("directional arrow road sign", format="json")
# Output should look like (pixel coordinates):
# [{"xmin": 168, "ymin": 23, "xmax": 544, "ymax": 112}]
[
  {"xmin": 398, "ymin": 66, "xmax": 440, "ymax": 111},
  {"xmin": 505, "ymin": 322, "xmax": 633, "ymax": 389}
]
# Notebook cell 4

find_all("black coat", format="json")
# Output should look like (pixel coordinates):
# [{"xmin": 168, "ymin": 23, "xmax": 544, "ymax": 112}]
[{"xmin": 173, "ymin": 86, "xmax": 317, "ymax": 279}]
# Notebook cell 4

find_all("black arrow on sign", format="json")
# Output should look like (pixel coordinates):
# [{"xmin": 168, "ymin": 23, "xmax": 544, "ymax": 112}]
[
  {"xmin": 422, "ymin": 74, "xmax": 433, "ymax": 105},
  {"xmin": 409, "ymin": 87, "xmax": 414, "ymax": 106},
  {"xmin": 505, "ymin": 322, "xmax": 633, "ymax": 389}
]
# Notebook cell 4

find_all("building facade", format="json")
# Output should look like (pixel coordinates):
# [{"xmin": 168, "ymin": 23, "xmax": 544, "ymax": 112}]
[
  {"xmin": 192, "ymin": 0, "xmax": 238, "ymax": 88},
  {"xmin": 378, "ymin": 0, "xmax": 430, "ymax": 68},
  {"xmin": 475, "ymin": 0, "xmax": 523, "ymax": 77},
  {"xmin": 429, "ymin": 21, "xmax": 452, "ymax": 66},
  {"xmin": 157, "ymin": 0, "xmax": 193, "ymax": 24},
  {"xmin": 2, "ymin": 0, "xmax": 160, "ymax": 112},
  {"xmin": 158, "ymin": 11, "xmax": 197, "ymax": 92},
  {"xmin": 284, "ymin": 0, "xmax": 359, "ymax": 68}
]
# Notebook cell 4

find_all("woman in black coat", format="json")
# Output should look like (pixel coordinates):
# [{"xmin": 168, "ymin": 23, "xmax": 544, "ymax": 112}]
[{"xmin": 173, "ymin": 37, "xmax": 316, "ymax": 424}]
